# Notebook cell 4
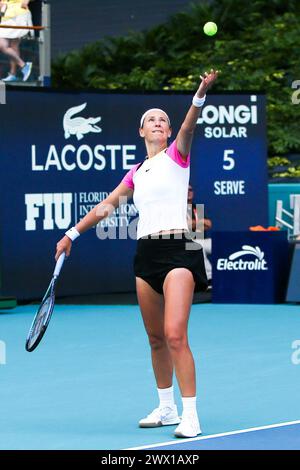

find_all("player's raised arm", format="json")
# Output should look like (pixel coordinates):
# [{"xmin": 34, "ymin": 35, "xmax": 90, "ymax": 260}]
[
  {"xmin": 55, "ymin": 182, "xmax": 133, "ymax": 260},
  {"xmin": 176, "ymin": 69, "xmax": 218, "ymax": 158}
]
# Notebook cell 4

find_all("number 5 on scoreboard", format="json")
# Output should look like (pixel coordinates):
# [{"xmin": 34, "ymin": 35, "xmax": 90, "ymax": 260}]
[{"xmin": 223, "ymin": 149, "xmax": 235, "ymax": 170}]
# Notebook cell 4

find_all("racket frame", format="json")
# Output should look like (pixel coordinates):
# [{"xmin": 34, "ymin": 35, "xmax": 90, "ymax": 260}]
[
  {"xmin": 25, "ymin": 253, "xmax": 65, "ymax": 352},
  {"xmin": 25, "ymin": 276, "xmax": 57, "ymax": 352}
]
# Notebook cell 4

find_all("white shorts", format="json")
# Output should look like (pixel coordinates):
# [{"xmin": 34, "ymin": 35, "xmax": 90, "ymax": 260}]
[{"xmin": 0, "ymin": 11, "xmax": 33, "ymax": 39}]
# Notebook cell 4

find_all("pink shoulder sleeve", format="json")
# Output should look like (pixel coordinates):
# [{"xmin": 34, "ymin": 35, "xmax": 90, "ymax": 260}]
[
  {"xmin": 166, "ymin": 140, "xmax": 190, "ymax": 168},
  {"xmin": 121, "ymin": 163, "xmax": 141, "ymax": 190}
]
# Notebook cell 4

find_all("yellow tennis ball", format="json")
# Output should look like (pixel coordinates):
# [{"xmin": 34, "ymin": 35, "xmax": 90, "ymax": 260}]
[{"xmin": 203, "ymin": 22, "xmax": 218, "ymax": 36}]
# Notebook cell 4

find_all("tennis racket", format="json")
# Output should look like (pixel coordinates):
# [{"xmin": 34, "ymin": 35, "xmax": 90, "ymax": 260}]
[{"xmin": 25, "ymin": 252, "xmax": 66, "ymax": 352}]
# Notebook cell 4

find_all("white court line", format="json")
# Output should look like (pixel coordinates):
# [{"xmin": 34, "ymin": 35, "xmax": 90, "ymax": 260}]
[{"xmin": 126, "ymin": 419, "xmax": 300, "ymax": 450}]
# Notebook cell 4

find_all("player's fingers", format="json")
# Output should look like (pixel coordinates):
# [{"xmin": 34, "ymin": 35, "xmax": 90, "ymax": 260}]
[
  {"xmin": 65, "ymin": 245, "xmax": 71, "ymax": 257},
  {"xmin": 55, "ymin": 242, "xmax": 65, "ymax": 261},
  {"xmin": 55, "ymin": 249, "xmax": 62, "ymax": 262}
]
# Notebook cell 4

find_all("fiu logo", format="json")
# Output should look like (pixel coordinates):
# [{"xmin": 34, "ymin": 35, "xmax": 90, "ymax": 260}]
[
  {"xmin": 63, "ymin": 103, "xmax": 101, "ymax": 140},
  {"xmin": 217, "ymin": 245, "xmax": 268, "ymax": 271},
  {"xmin": 25, "ymin": 193, "xmax": 72, "ymax": 231}
]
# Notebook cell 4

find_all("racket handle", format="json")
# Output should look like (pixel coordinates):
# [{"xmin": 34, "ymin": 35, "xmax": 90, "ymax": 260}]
[{"xmin": 53, "ymin": 252, "xmax": 66, "ymax": 277}]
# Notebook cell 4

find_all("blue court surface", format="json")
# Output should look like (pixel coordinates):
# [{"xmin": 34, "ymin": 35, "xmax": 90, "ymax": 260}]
[
  {"xmin": 131, "ymin": 421, "xmax": 300, "ymax": 450},
  {"xmin": 0, "ymin": 302, "xmax": 300, "ymax": 450}
]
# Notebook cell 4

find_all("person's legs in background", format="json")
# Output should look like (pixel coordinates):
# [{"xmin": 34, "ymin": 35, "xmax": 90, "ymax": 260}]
[{"xmin": 0, "ymin": 38, "xmax": 32, "ymax": 81}]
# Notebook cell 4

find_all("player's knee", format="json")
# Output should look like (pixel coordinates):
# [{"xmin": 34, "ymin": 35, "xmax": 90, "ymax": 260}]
[
  {"xmin": 165, "ymin": 330, "xmax": 187, "ymax": 352},
  {"xmin": 148, "ymin": 333, "xmax": 166, "ymax": 351}
]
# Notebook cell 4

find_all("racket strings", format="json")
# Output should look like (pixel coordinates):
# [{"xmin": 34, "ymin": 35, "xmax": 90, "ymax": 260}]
[{"xmin": 26, "ymin": 295, "xmax": 54, "ymax": 351}]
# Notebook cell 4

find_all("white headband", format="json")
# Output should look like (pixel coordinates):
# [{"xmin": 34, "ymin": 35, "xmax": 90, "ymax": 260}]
[{"xmin": 140, "ymin": 108, "xmax": 171, "ymax": 128}]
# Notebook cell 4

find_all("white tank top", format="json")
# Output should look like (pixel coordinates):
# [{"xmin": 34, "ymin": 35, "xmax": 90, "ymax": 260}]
[{"xmin": 122, "ymin": 141, "xmax": 190, "ymax": 239}]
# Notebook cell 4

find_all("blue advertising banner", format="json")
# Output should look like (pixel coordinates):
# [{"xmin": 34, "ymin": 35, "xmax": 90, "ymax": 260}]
[
  {"xmin": 0, "ymin": 89, "xmax": 267, "ymax": 299},
  {"xmin": 191, "ymin": 93, "xmax": 268, "ymax": 231},
  {"xmin": 212, "ymin": 231, "xmax": 289, "ymax": 303}
]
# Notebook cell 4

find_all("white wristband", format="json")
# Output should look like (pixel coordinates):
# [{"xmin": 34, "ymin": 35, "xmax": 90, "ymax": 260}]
[
  {"xmin": 65, "ymin": 226, "xmax": 80, "ymax": 242},
  {"xmin": 192, "ymin": 94, "xmax": 206, "ymax": 107}
]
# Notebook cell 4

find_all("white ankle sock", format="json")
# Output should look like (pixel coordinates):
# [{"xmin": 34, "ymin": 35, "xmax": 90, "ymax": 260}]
[
  {"xmin": 157, "ymin": 385, "xmax": 175, "ymax": 408},
  {"xmin": 181, "ymin": 396, "xmax": 197, "ymax": 415}
]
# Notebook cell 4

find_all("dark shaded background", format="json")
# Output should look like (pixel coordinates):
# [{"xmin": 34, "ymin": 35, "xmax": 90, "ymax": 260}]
[{"xmin": 47, "ymin": 0, "xmax": 194, "ymax": 57}]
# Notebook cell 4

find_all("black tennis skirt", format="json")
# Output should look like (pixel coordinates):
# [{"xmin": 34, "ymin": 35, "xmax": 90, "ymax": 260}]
[{"xmin": 134, "ymin": 233, "xmax": 208, "ymax": 294}]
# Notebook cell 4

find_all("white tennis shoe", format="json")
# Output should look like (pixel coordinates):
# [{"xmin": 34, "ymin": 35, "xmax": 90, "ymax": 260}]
[
  {"xmin": 2, "ymin": 74, "xmax": 18, "ymax": 82},
  {"xmin": 139, "ymin": 405, "xmax": 180, "ymax": 427},
  {"xmin": 174, "ymin": 411, "xmax": 202, "ymax": 438}
]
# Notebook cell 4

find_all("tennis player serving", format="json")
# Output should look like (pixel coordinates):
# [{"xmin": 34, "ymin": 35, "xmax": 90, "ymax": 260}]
[{"xmin": 55, "ymin": 69, "xmax": 218, "ymax": 438}]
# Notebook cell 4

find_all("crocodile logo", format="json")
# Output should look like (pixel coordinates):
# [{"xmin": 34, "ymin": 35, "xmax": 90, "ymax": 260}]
[{"xmin": 63, "ymin": 103, "xmax": 101, "ymax": 140}]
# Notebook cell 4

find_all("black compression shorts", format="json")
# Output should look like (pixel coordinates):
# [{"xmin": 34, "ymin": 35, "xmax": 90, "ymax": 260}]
[{"xmin": 134, "ymin": 233, "xmax": 208, "ymax": 294}]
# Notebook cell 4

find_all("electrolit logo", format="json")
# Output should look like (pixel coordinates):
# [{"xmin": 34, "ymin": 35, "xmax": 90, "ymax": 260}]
[{"xmin": 217, "ymin": 245, "xmax": 268, "ymax": 271}]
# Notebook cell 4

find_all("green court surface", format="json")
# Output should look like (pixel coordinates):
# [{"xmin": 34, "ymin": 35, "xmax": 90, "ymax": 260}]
[{"xmin": 0, "ymin": 303, "xmax": 300, "ymax": 450}]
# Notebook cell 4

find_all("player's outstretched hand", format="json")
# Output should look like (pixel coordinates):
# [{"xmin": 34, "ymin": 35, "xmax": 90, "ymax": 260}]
[
  {"xmin": 55, "ymin": 236, "xmax": 72, "ymax": 261},
  {"xmin": 196, "ymin": 69, "xmax": 218, "ymax": 97}
]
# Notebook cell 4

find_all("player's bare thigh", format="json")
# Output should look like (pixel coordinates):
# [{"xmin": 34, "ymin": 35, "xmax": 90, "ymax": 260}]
[
  {"xmin": 136, "ymin": 276, "xmax": 165, "ymax": 343},
  {"xmin": 163, "ymin": 268, "xmax": 195, "ymax": 337}
]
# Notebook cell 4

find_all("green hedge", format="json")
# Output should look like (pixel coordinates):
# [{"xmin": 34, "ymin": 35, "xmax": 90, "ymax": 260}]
[{"xmin": 52, "ymin": 0, "xmax": 300, "ymax": 177}]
